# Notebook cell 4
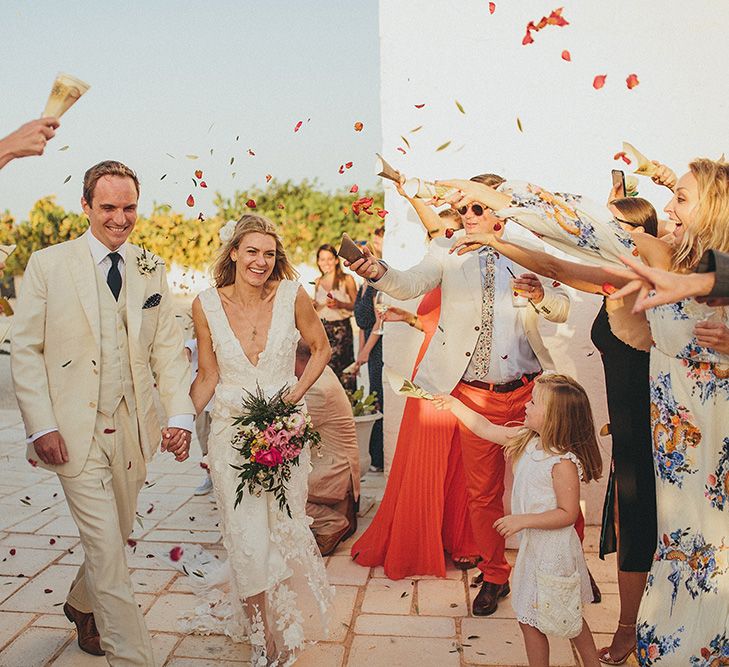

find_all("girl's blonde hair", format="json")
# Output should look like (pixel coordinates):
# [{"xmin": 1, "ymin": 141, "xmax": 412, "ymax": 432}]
[
  {"xmin": 672, "ymin": 158, "xmax": 729, "ymax": 270},
  {"xmin": 505, "ymin": 374, "xmax": 602, "ymax": 483},
  {"xmin": 212, "ymin": 214, "xmax": 298, "ymax": 288}
]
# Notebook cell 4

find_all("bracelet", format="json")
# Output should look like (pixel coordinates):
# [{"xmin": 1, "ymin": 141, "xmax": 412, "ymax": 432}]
[{"xmin": 407, "ymin": 314, "xmax": 418, "ymax": 328}]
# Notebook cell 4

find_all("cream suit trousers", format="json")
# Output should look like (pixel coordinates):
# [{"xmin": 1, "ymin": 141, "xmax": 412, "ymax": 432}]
[{"xmin": 60, "ymin": 398, "xmax": 154, "ymax": 666}]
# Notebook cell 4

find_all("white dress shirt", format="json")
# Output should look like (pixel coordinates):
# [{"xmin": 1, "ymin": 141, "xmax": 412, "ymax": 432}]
[
  {"xmin": 29, "ymin": 230, "xmax": 193, "ymax": 443},
  {"xmin": 462, "ymin": 253, "xmax": 541, "ymax": 384}
]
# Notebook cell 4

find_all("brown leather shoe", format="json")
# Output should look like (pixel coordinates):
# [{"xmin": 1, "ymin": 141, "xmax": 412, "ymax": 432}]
[
  {"xmin": 64, "ymin": 602, "xmax": 105, "ymax": 656},
  {"xmin": 315, "ymin": 524, "xmax": 351, "ymax": 557},
  {"xmin": 472, "ymin": 580, "xmax": 510, "ymax": 616}
]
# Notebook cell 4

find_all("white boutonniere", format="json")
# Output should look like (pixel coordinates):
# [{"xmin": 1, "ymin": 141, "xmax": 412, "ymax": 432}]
[{"xmin": 137, "ymin": 247, "xmax": 163, "ymax": 277}]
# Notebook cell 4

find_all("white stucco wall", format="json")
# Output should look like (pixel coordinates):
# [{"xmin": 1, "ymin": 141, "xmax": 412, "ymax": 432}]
[{"xmin": 378, "ymin": 0, "xmax": 729, "ymax": 523}]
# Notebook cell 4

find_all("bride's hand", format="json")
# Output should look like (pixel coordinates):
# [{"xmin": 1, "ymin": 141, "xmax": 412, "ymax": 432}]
[{"xmin": 449, "ymin": 233, "xmax": 496, "ymax": 256}]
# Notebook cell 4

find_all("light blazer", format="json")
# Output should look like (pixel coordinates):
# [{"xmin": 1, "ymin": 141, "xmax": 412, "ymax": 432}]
[
  {"xmin": 11, "ymin": 236, "xmax": 194, "ymax": 477},
  {"xmin": 374, "ymin": 229, "xmax": 570, "ymax": 395}
]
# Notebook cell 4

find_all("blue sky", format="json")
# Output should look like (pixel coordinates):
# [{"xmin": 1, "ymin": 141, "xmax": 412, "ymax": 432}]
[{"xmin": 0, "ymin": 1, "xmax": 382, "ymax": 219}]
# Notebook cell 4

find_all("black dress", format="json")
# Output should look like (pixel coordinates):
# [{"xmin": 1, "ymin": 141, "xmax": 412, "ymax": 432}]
[
  {"xmin": 353, "ymin": 284, "xmax": 384, "ymax": 469},
  {"xmin": 591, "ymin": 302, "xmax": 657, "ymax": 571}
]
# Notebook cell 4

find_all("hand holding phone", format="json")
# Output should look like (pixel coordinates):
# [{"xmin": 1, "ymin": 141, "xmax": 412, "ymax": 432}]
[{"xmin": 611, "ymin": 169, "xmax": 626, "ymax": 199}]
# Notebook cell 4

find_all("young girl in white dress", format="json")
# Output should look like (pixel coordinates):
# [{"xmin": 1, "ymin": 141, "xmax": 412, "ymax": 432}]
[{"xmin": 434, "ymin": 374, "xmax": 603, "ymax": 667}]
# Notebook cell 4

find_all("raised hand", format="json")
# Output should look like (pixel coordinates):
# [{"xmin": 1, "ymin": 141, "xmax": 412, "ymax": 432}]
[
  {"xmin": 512, "ymin": 273, "xmax": 545, "ymax": 303},
  {"xmin": 344, "ymin": 245, "xmax": 385, "ymax": 281},
  {"xmin": 161, "ymin": 427, "xmax": 191, "ymax": 462},
  {"xmin": 0, "ymin": 118, "xmax": 60, "ymax": 169},
  {"xmin": 650, "ymin": 161, "xmax": 678, "ymax": 191},
  {"xmin": 32, "ymin": 431, "xmax": 69, "ymax": 466}
]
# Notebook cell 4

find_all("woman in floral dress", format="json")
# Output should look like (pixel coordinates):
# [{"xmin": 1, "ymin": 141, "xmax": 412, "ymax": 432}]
[{"xmin": 439, "ymin": 159, "xmax": 729, "ymax": 665}]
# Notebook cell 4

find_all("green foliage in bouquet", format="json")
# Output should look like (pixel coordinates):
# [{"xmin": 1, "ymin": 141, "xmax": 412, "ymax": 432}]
[
  {"xmin": 347, "ymin": 386, "xmax": 379, "ymax": 417},
  {"xmin": 230, "ymin": 384, "xmax": 321, "ymax": 518}
]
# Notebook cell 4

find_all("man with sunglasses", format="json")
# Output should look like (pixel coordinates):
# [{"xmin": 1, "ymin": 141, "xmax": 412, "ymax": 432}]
[{"xmin": 347, "ymin": 173, "xmax": 570, "ymax": 616}]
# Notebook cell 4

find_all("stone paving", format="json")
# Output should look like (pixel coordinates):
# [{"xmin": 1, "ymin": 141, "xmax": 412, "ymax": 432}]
[{"xmin": 0, "ymin": 355, "xmax": 619, "ymax": 666}]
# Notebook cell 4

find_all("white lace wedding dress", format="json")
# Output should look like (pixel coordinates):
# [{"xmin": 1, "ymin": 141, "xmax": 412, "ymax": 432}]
[{"xmin": 181, "ymin": 281, "xmax": 334, "ymax": 666}]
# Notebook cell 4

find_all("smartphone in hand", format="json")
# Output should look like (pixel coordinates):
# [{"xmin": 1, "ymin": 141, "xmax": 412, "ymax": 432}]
[
  {"xmin": 338, "ymin": 233, "xmax": 365, "ymax": 264},
  {"xmin": 611, "ymin": 169, "xmax": 626, "ymax": 199}
]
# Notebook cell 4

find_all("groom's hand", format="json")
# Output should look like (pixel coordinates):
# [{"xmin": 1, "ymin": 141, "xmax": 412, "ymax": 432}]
[
  {"xmin": 33, "ymin": 431, "xmax": 69, "ymax": 465},
  {"xmin": 161, "ymin": 427, "xmax": 191, "ymax": 462}
]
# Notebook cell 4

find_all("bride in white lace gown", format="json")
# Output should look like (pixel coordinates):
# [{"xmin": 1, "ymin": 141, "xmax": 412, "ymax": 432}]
[{"xmin": 189, "ymin": 214, "xmax": 334, "ymax": 666}]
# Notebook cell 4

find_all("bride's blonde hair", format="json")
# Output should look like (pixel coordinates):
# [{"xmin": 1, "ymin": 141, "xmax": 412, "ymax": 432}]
[
  {"xmin": 504, "ymin": 375, "xmax": 602, "ymax": 483},
  {"xmin": 213, "ymin": 214, "xmax": 298, "ymax": 288}
]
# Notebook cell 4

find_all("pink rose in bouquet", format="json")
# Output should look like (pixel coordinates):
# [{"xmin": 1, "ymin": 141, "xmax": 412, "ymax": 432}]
[
  {"xmin": 278, "ymin": 440, "xmax": 303, "ymax": 461},
  {"xmin": 255, "ymin": 447, "xmax": 283, "ymax": 467},
  {"xmin": 288, "ymin": 412, "xmax": 306, "ymax": 434}
]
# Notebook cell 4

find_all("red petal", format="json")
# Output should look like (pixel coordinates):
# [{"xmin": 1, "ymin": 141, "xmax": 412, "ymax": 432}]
[
  {"xmin": 632, "ymin": 249, "xmax": 640, "ymax": 256},
  {"xmin": 146, "ymin": 504, "xmax": 154, "ymax": 514},
  {"xmin": 199, "ymin": 461, "xmax": 209, "ymax": 470},
  {"xmin": 626, "ymin": 73, "xmax": 640, "ymax": 90},
  {"xmin": 552, "ymin": 281, "xmax": 561, "ymax": 287},
  {"xmin": 602, "ymin": 282, "xmax": 617, "ymax": 295},
  {"xmin": 294, "ymin": 120, "xmax": 303, "ymax": 132},
  {"xmin": 376, "ymin": 209, "xmax": 388, "ymax": 219},
  {"xmin": 127, "ymin": 461, "xmax": 132, "ymax": 470},
  {"xmin": 246, "ymin": 199, "xmax": 257, "ymax": 209},
  {"xmin": 186, "ymin": 194, "xmax": 195, "ymax": 207},
  {"xmin": 194, "ymin": 170, "xmax": 203, "ymax": 179},
  {"xmin": 445, "ymin": 228, "xmax": 454, "ymax": 239},
  {"xmin": 44, "ymin": 588, "xmax": 53, "ymax": 594},
  {"xmin": 126, "ymin": 539, "xmax": 137, "ymax": 547},
  {"xmin": 9, "ymin": 548, "xmax": 16, "ymax": 556},
  {"xmin": 277, "ymin": 203, "xmax": 285, "ymax": 209},
  {"xmin": 27, "ymin": 459, "xmax": 38, "ymax": 467},
  {"xmin": 345, "ymin": 161, "xmax": 353, "ymax": 169},
  {"xmin": 561, "ymin": 50, "xmax": 571, "ymax": 62},
  {"xmin": 169, "ymin": 546, "xmax": 184, "ymax": 562},
  {"xmin": 701, "ymin": 648, "xmax": 711, "ymax": 659},
  {"xmin": 354, "ymin": 121, "xmax": 364, "ymax": 131},
  {"xmin": 265, "ymin": 174, "xmax": 272, "ymax": 183},
  {"xmin": 248, "ymin": 148, "xmax": 255, "ymax": 156},
  {"xmin": 414, "ymin": 104, "xmax": 425, "ymax": 109},
  {"xmin": 489, "ymin": 2, "xmax": 496, "ymax": 14},
  {"xmin": 397, "ymin": 147, "xmax": 407, "ymax": 154},
  {"xmin": 593, "ymin": 75, "xmax": 607, "ymax": 90},
  {"xmin": 103, "ymin": 428, "xmax": 116, "ymax": 434},
  {"xmin": 547, "ymin": 8, "xmax": 569, "ymax": 26},
  {"xmin": 350, "ymin": 184, "xmax": 359, "ymax": 193},
  {"xmin": 200, "ymin": 181, "xmax": 207, "ymax": 188},
  {"xmin": 522, "ymin": 29, "xmax": 534, "ymax": 45}
]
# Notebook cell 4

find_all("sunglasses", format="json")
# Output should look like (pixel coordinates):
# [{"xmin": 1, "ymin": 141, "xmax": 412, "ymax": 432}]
[{"xmin": 458, "ymin": 203, "xmax": 489, "ymax": 216}]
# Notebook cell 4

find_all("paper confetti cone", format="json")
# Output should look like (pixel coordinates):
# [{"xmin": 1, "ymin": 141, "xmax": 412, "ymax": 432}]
[
  {"xmin": 0, "ymin": 244, "xmax": 16, "ymax": 261},
  {"xmin": 375, "ymin": 153, "xmax": 402, "ymax": 183},
  {"xmin": 622, "ymin": 141, "xmax": 657, "ymax": 177},
  {"xmin": 42, "ymin": 73, "xmax": 90, "ymax": 118},
  {"xmin": 384, "ymin": 367, "xmax": 433, "ymax": 400},
  {"xmin": 402, "ymin": 178, "xmax": 459, "ymax": 201}
]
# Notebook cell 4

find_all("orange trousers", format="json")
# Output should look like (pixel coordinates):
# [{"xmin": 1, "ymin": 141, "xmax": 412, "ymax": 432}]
[{"xmin": 453, "ymin": 379, "xmax": 584, "ymax": 584}]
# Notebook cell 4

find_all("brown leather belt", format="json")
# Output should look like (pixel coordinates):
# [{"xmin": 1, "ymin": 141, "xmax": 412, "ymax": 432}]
[{"xmin": 463, "ymin": 371, "xmax": 541, "ymax": 394}]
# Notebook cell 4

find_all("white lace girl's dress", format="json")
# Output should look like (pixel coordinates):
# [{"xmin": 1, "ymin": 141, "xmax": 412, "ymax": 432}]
[
  {"xmin": 510, "ymin": 438, "xmax": 592, "ymax": 631},
  {"xmin": 183, "ymin": 281, "xmax": 334, "ymax": 666}
]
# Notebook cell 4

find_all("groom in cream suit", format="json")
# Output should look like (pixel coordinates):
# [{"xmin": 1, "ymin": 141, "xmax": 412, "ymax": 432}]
[
  {"xmin": 350, "ymin": 174, "xmax": 570, "ymax": 617},
  {"xmin": 12, "ymin": 161, "xmax": 194, "ymax": 665}
]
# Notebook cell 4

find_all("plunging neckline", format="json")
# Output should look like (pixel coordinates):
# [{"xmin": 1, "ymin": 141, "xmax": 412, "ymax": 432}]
[{"xmin": 215, "ymin": 284, "xmax": 282, "ymax": 369}]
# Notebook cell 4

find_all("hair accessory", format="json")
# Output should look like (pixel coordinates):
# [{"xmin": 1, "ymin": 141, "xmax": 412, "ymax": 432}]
[{"xmin": 219, "ymin": 219, "xmax": 237, "ymax": 243}]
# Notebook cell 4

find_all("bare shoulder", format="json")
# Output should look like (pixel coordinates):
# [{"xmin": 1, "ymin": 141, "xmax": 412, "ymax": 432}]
[{"xmin": 632, "ymin": 233, "xmax": 673, "ymax": 270}]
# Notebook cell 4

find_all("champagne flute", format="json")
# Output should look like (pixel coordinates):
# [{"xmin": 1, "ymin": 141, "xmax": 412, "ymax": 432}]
[{"xmin": 374, "ymin": 292, "xmax": 388, "ymax": 335}]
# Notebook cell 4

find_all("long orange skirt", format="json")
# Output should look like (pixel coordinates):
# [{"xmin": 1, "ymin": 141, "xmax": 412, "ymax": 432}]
[{"xmin": 351, "ymin": 287, "xmax": 478, "ymax": 579}]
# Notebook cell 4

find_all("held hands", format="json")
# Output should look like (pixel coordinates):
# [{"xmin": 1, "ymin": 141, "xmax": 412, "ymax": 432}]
[
  {"xmin": 161, "ymin": 427, "xmax": 191, "ymax": 462},
  {"xmin": 431, "ymin": 394, "xmax": 455, "ymax": 411},
  {"xmin": 32, "ymin": 431, "xmax": 69, "ymax": 466},
  {"xmin": 493, "ymin": 514, "xmax": 529, "ymax": 538},
  {"xmin": 512, "ymin": 273, "xmax": 545, "ymax": 304}
]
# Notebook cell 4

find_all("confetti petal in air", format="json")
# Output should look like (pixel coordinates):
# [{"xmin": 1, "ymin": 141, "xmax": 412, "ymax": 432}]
[
  {"xmin": 350, "ymin": 184, "xmax": 359, "ymax": 193},
  {"xmin": 58, "ymin": 145, "xmax": 69, "ymax": 151},
  {"xmin": 489, "ymin": 2, "xmax": 496, "ymax": 14},
  {"xmin": 517, "ymin": 117, "xmax": 523, "ymax": 132},
  {"xmin": 354, "ymin": 121, "xmax": 364, "ymax": 131},
  {"xmin": 338, "ymin": 164, "xmax": 345, "ymax": 174},
  {"xmin": 186, "ymin": 155, "xmax": 199, "ymax": 160},
  {"xmin": 127, "ymin": 539, "xmax": 137, "ymax": 547},
  {"xmin": 103, "ymin": 428, "xmax": 116, "ymax": 434},
  {"xmin": 626, "ymin": 73, "xmax": 640, "ymax": 89},
  {"xmin": 294, "ymin": 120, "xmax": 303, "ymax": 132},
  {"xmin": 613, "ymin": 151, "xmax": 632, "ymax": 165},
  {"xmin": 435, "ymin": 140, "xmax": 452, "ymax": 152},
  {"xmin": 593, "ymin": 75, "xmax": 607, "ymax": 90},
  {"xmin": 561, "ymin": 50, "xmax": 571, "ymax": 61},
  {"xmin": 445, "ymin": 228, "xmax": 454, "ymax": 239},
  {"xmin": 186, "ymin": 195, "xmax": 195, "ymax": 207},
  {"xmin": 401, "ymin": 135, "xmax": 411, "ymax": 149},
  {"xmin": 265, "ymin": 174, "xmax": 273, "ymax": 183},
  {"xmin": 455, "ymin": 100, "xmax": 465, "ymax": 114},
  {"xmin": 376, "ymin": 209, "xmax": 388, "ymax": 219},
  {"xmin": 397, "ymin": 147, "xmax": 407, "ymax": 154},
  {"xmin": 246, "ymin": 199, "xmax": 257, "ymax": 209},
  {"xmin": 277, "ymin": 203, "xmax": 285, "ymax": 209},
  {"xmin": 63, "ymin": 175, "xmax": 71, "ymax": 183},
  {"xmin": 522, "ymin": 7, "xmax": 569, "ymax": 45},
  {"xmin": 200, "ymin": 181, "xmax": 207, "ymax": 188},
  {"xmin": 345, "ymin": 161, "xmax": 353, "ymax": 169},
  {"xmin": 194, "ymin": 170, "xmax": 203, "ymax": 179},
  {"xmin": 351, "ymin": 197, "xmax": 374, "ymax": 216},
  {"xmin": 9, "ymin": 548, "xmax": 16, "ymax": 556},
  {"xmin": 248, "ymin": 148, "xmax": 255, "ymax": 156},
  {"xmin": 160, "ymin": 174, "xmax": 167, "ymax": 180},
  {"xmin": 414, "ymin": 104, "xmax": 425, "ymax": 109},
  {"xmin": 410, "ymin": 125, "xmax": 423, "ymax": 133}
]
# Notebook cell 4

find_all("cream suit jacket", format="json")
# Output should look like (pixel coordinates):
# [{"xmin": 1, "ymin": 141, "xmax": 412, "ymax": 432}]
[
  {"xmin": 11, "ymin": 237, "xmax": 194, "ymax": 477},
  {"xmin": 374, "ymin": 228, "xmax": 570, "ymax": 395}
]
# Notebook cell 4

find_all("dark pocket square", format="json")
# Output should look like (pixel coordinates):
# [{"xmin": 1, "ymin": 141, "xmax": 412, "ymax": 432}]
[{"xmin": 142, "ymin": 293, "xmax": 162, "ymax": 309}]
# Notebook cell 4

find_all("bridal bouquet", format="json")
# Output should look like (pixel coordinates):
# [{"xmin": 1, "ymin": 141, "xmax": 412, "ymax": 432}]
[{"xmin": 230, "ymin": 385, "xmax": 320, "ymax": 518}]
